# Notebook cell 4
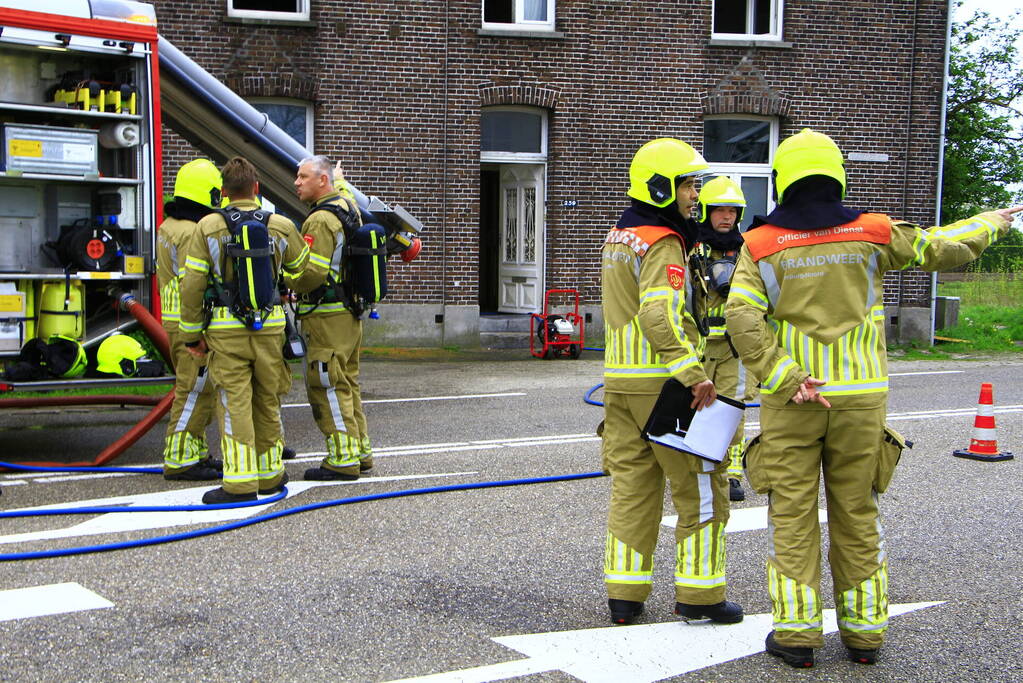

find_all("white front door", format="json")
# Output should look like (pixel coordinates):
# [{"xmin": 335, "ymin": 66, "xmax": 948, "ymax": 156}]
[{"xmin": 497, "ymin": 164, "xmax": 544, "ymax": 313}]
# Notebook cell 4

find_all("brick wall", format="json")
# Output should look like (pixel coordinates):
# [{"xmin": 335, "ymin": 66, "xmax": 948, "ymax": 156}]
[{"xmin": 154, "ymin": 0, "xmax": 949, "ymax": 313}]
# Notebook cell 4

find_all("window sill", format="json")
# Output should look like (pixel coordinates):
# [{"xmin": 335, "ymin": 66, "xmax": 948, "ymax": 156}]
[
  {"xmin": 708, "ymin": 38, "xmax": 792, "ymax": 48},
  {"xmin": 224, "ymin": 16, "xmax": 316, "ymax": 28},
  {"xmin": 477, "ymin": 28, "xmax": 565, "ymax": 39}
]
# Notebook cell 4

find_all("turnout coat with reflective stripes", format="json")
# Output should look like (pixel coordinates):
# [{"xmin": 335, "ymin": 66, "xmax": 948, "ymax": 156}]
[
  {"xmin": 725, "ymin": 211, "xmax": 1009, "ymax": 409},
  {"xmin": 178, "ymin": 198, "xmax": 309, "ymax": 342},
  {"xmin": 156, "ymin": 215, "xmax": 196, "ymax": 331},
  {"xmin": 601, "ymin": 216, "xmax": 707, "ymax": 395},
  {"xmin": 287, "ymin": 191, "xmax": 358, "ymax": 316}
]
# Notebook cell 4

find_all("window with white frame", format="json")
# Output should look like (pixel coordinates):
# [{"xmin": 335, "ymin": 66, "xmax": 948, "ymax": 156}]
[
  {"xmin": 228, "ymin": 0, "xmax": 309, "ymax": 22},
  {"xmin": 482, "ymin": 0, "xmax": 555, "ymax": 31},
  {"xmin": 249, "ymin": 98, "xmax": 314, "ymax": 150},
  {"xmin": 703, "ymin": 116, "xmax": 778, "ymax": 231},
  {"xmin": 480, "ymin": 106, "xmax": 548, "ymax": 162},
  {"xmin": 712, "ymin": 0, "xmax": 782, "ymax": 41}
]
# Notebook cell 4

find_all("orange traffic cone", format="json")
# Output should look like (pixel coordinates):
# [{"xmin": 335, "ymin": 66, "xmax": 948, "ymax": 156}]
[{"xmin": 953, "ymin": 383, "xmax": 1013, "ymax": 461}]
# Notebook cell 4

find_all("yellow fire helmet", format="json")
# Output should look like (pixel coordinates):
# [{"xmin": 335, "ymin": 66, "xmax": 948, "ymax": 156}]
[
  {"xmin": 697, "ymin": 175, "xmax": 747, "ymax": 223},
  {"xmin": 46, "ymin": 334, "xmax": 87, "ymax": 378},
  {"xmin": 173, "ymin": 158, "xmax": 223, "ymax": 209},
  {"xmin": 627, "ymin": 138, "xmax": 710, "ymax": 208},
  {"xmin": 772, "ymin": 128, "xmax": 846, "ymax": 204},
  {"xmin": 96, "ymin": 333, "xmax": 147, "ymax": 377}
]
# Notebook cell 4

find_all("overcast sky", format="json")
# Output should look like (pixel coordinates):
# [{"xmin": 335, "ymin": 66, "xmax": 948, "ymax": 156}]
[{"xmin": 954, "ymin": 0, "xmax": 1023, "ymax": 26}]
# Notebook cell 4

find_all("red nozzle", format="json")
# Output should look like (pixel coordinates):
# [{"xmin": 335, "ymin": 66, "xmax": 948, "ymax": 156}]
[{"xmin": 401, "ymin": 237, "xmax": 422, "ymax": 263}]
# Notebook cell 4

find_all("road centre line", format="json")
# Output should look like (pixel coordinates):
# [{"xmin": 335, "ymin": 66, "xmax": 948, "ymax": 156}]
[
  {"xmin": 282, "ymin": 391, "xmax": 526, "ymax": 409},
  {"xmin": 889, "ymin": 370, "xmax": 963, "ymax": 376}
]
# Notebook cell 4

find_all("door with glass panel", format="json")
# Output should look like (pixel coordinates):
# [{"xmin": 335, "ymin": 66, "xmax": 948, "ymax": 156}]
[{"xmin": 497, "ymin": 164, "xmax": 544, "ymax": 313}]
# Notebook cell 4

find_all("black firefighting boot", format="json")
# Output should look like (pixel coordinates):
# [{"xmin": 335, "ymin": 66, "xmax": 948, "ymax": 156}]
[
  {"xmin": 303, "ymin": 465, "xmax": 359, "ymax": 481},
  {"xmin": 765, "ymin": 631, "xmax": 814, "ymax": 668},
  {"xmin": 282, "ymin": 446, "xmax": 297, "ymax": 460},
  {"xmin": 164, "ymin": 458, "xmax": 223, "ymax": 481},
  {"xmin": 674, "ymin": 600, "xmax": 744, "ymax": 624},
  {"xmin": 846, "ymin": 645, "xmax": 878, "ymax": 665},
  {"xmin": 729, "ymin": 478, "xmax": 745, "ymax": 501},
  {"xmin": 201, "ymin": 487, "xmax": 257, "ymax": 505},
  {"xmin": 608, "ymin": 599, "xmax": 644, "ymax": 625}
]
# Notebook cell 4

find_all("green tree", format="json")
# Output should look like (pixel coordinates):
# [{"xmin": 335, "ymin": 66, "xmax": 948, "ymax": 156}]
[{"xmin": 942, "ymin": 3, "xmax": 1023, "ymax": 223}]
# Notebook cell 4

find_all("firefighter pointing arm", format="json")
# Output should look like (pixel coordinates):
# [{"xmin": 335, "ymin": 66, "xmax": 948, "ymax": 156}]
[{"xmin": 725, "ymin": 128, "xmax": 1021, "ymax": 669}]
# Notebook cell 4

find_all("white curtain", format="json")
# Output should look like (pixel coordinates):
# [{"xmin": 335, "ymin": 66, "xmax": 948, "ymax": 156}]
[{"xmin": 524, "ymin": 0, "xmax": 547, "ymax": 21}]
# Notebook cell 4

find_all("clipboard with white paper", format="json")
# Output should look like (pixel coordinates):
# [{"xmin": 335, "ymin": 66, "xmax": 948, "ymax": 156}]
[{"xmin": 642, "ymin": 379, "xmax": 746, "ymax": 463}]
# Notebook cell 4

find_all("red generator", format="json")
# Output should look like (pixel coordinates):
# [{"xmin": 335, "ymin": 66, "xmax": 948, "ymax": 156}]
[{"xmin": 530, "ymin": 289, "xmax": 584, "ymax": 359}]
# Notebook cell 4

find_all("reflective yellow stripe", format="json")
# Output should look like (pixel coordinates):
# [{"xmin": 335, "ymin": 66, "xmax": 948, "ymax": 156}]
[
  {"xmin": 675, "ymin": 522, "xmax": 726, "ymax": 589},
  {"xmin": 604, "ymin": 532, "xmax": 653, "ymax": 585},
  {"xmin": 284, "ymin": 244, "xmax": 309, "ymax": 273},
  {"xmin": 308, "ymin": 252, "xmax": 331, "ymax": 270},
  {"xmin": 160, "ymin": 279, "xmax": 181, "ymax": 320},
  {"xmin": 837, "ymin": 563, "xmax": 889, "ymax": 633},
  {"xmin": 770, "ymin": 305, "xmax": 888, "ymax": 396},
  {"xmin": 185, "ymin": 256, "xmax": 209, "ymax": 273},
  {"xmin": 768, "ymin": 563, "xmax": 822, "ymax": 632},
  {"xmin": 208, "ymin": 305, "xmax": 286, "ymax": 329},
  {"xmin": 298, "ymin": 300, "xmax": 349, "ymax": 316},
  {"xmin": 729, "ymin": 284, "xmax": 768, "ymax": 310}
]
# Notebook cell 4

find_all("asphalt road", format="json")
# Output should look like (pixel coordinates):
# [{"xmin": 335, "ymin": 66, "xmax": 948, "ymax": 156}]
[{"xmin": 1, "ymin": 350, "xmax": 1022, "ymax": 682}]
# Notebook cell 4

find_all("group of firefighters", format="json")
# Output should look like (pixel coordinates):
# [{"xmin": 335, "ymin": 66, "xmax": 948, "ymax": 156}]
[
  {"xmin": 5, "ymin": 128, "xmax": 1014, "ymax": 671},
  {"xmin": 600, "ymin": 128, "xmax": 1021, "ymax": 668},
  {"xmin": 156, "ymin": 155, "xmax": 375, "ymax": 505}
]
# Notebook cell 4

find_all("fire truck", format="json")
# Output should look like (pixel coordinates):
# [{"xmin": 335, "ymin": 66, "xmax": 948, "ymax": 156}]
[
  {"xmin": 0, "ymin": 0, "xmax": 422, "ymax": 464},
  {"xmin": 0, "ymin": 1, "xmax": 163, "ymax": 379}
]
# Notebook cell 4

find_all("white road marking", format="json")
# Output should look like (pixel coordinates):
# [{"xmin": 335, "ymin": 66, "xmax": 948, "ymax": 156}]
[
  {"xmin": 5, "ymin": 403, "xmax": 1022, "ymax": 486},
  {"xmin": 0, "ymin": 472, "xmax": 476, "ymax": 546},
  {"xmin": 661, "ymin": 506, "xmax": 828, "ymax": 533},
  {"xmin": 282, "ymin": 392, "xmax": 526, "ymax": 409},
  {"xmin": 391, "ymin": 602, "xmax": 943, "ymax": 683},
  {"xmin": 0, "ymin": 582, "xmax": 114, "ymax": 622},
  {"xmin": 889, "ymin": 370, "xmax": 963, "ymax": 376}
]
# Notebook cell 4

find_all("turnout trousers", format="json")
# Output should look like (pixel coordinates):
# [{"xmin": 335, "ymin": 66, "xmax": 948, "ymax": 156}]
[
  {"xmin": 749, "ymin": 403, "xmax": 891, "ymax": 650},
  {"xmin": 603, "ymin": 391, "xmax": 731, "ymax": 605},
  {"xmin": 302, "ymin": 311, "xmax": 362, "ymax": 475},
  {"xmin": 206, "ymin": 331, "xmax": 288, "ymax": 495},
  {"xmin": 702, "ymin": 337, "xmax": 757, "ymax": 480},
  {"xmin": 162, "ymin": 327, "xmax": 215, "ymax": 473}
]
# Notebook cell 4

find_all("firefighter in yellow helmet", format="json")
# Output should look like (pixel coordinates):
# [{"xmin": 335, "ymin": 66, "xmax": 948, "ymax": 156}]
[
  {"xmin": 693, "ymin": 176, "xmax": 758, "ymax": 502},
  {"xmin": 157, "ymin": 159, "xmax": 223, "ymax": 481},
  {"xmin": 601, "ymin": 138, "xmax": 743, "ymax": 626},
  {"xmin": 726, "ymin": 128, "xmax": 1023, "ymax": 668},
  {"xmin": 178, "ymin": 157, "xmax": 310, "ymax": 504}
]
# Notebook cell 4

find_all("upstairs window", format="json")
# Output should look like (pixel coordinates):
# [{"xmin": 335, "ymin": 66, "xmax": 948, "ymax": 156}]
[
  {"xmin": 482, "ymin": 0, "xmax": 555, "ymax": 31},
  {"xmin": 249, "ymin": 98, "xmax": 314, "ymax": 150},
  {"xmin": 712, "ymin": 0, "xmax": 782, "ymax": 40},
  {"xmin": 228, "ymin": 0, "xmax": 309, "ymax": 22},
  {"xmin": 703, "ymin": 116, "xmax": 777, "ymax": 231}
]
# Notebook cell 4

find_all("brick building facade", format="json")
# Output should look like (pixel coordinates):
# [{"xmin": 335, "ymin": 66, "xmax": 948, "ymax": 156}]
[{"xmin": 153, "ymin": 0, "xmax": 951, "ymax": 347}]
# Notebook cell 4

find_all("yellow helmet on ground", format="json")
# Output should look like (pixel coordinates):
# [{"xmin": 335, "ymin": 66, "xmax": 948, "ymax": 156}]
[
  {"xmin": 627, "ymin": 138, "xmax": 710, "ymax": 208},
  {"xmin": 772, "ymin": 128, "xmax": 846, "ymax": 204},
  {"xmin": 96, "ymin": 333, "xmax": 147, "ymax": 376},
  {"xmin": 698, "ymin": 175, "xmax": 747, "ymax": 223},
  {"xmin": 173, "ymin": 158, "xmax": 223, "ymax": 208}
]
